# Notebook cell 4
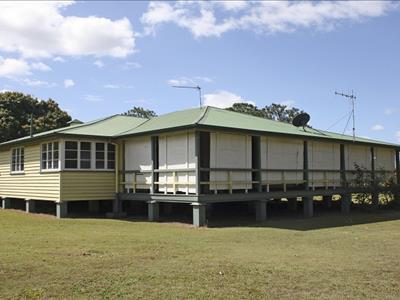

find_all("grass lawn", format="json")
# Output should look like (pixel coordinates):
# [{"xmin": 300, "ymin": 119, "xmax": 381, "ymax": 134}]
[{"xmin": 1, "ymin": 208, "xmax": 400, "ymax": 299}]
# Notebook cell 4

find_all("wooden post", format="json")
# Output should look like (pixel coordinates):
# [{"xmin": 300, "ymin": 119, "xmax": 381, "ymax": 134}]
[
  {"xmin": 195, "ymin": 131, "xmax": 201, "ymax": 196},
  {"xmin": 341, "ymin": 193, "xmax": 351, "ymax": 214},
  {"xmin": 150, "ymin": 136, "xmax": 157, "ymax": 194},
  {"xmin": 122, "ymin": 140, "xmax": 126, "ymax": 192},
  {"xmin": 340, "ymin": 144, "xmax": 346, "ymax": 188},
  {"xmin": 371, "ymin": 147, "xmax": 378, "ymax": 207},
  {"xmin": 252, "ymin": 136, "xmax": 262, "ymax": 192},
  {"xmin": 192, "ymin": 203, "xmax": 206, "ymax": 227},
  {"xmin": 303, "ymin": 141, "xmax": 309, "ymax": 190},
  {"xmin": 1, "ymin": 198, "xmax": 11, "ymax": 209},
  {"xmin": 396, "ymin": 149, "xmax": 400, "ymax": 185}
]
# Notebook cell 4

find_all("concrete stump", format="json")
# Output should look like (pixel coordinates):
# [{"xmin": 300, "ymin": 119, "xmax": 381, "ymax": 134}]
[
  {"xmin": 341, "ymin": 194, "xmax": 351, "ymax": 214},
  {"xmin": 192, "ymin": 203, "xmax": 206, "ymax": 227},
  {"xmin": 255, "ymin": 200, "xmax": 267, "ymax": 222},
  {"xmin": 148, "ymin": 201, "xmax": 159, "ymax": 222},
  {"xmin": 56, "ymin": 202, "xmax": 68, "ymax": 219},
  {"xmin": 25, "ymin": 199, "xmax": 36, "ymax": 213},
  {"xmin": 2, "ymin": 198, "xmax": 11, "ymax": 209},
  {"xmin": 303, "ymin": 197, "xmax": 313, "ymax": 217}
]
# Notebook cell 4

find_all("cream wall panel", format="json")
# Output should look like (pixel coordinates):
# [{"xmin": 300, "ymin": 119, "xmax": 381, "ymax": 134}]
[
  {"xmin": 261, "ymin": 136, "xmax": 303, "ymax": 183},
  {"xmin": 158, "ymin": 131, "xmax": 196, "ymax": 194},
  {"xmin": 210, "ymin": 132, "xmax": 252, "ymax": 190},
  {"xmin": 375, "ymin": 147, "xmax": 395, "ymax": 171},
  {"xmin": 308, "ymin": 141, "xmax": 340, "ymax": 187},
  {"xmin": 345, "ymin": 145, "xmax": 371, "ymax": 170},
  {"xmin": 125, "ymin": 137, "xmax": 152, "ymax": 190},
  {"xmin": 0, "ymin": 142, "xmax": 60, "ymax": 201}
]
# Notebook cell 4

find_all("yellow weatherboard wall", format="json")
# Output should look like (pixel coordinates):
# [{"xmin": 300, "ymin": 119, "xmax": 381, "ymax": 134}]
[
  {"xmin": 60, "ymin": 171, "xmax": 115, "ymax": 201},
  {"xmin": 0, "ymin": 142, "xmax": 61, "ymax": 201}
]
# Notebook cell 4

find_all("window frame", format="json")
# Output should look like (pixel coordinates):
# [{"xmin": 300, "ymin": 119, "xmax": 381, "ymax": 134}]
[
  {"xmin": 40, "ymin": 141, "xmax": 61, "ymax": 172},
  {"xmin": 61, "ymin": 139, "xmax": 115, "ymax": 171},
  {"xmin": 10, "ymin": 146, "xmax": 25, "ymax": 174}
]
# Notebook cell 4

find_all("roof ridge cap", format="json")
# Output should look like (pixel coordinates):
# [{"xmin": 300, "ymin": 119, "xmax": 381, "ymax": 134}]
[
  {"xmin": 113, "ymin": 117, "xmax": 152, "ymax": 136},
  {"xmin": 194, "ymin": 106, "xmax": 209, "ymax": 125}
]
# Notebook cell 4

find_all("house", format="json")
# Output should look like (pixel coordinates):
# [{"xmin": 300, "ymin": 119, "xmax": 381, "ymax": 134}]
[{"xmin": 1, "ymin": 106, "xmax": 399, "ymax": 226}]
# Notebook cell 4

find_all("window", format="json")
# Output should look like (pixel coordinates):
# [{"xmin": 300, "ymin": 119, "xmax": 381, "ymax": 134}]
[
  {"xmin": 80, "ymin": 142, "xmax": 91, "ymax": 169},
  {"xmin": 95, "ymin": 143, "xmax": 105, "ymax": 169},
  {"xmin": 65, "ymin": 141, "xmax": 78, "ymax": 169},
  {"xmin": 107, "ymin": 143, "xmax": 115, "ymax": 169},
  {"xmin": 11, "ymin": 147, "xmax": 24, "ymax": 172},
  {"xmin": 63, "ymin": 141, "xmax": 115, "ymax": 170},
  {"xmin": 41, "ymin": 142, "xmax": 59, "ymax": 170}
]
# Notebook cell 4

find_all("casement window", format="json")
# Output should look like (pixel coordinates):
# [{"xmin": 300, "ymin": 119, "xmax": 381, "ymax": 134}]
[
  {"xmin": 95, "ymin": 143, "xmax": 105, "ymax": 169},
  {"xmin": 65, "ymin": 141, "xmax": 78, "ymax": 169},
  {"xmin": 41, "ymin": 142, "xmax": 59, "ymax": 170},
  {"xmin": 107, "ymin": 143, "xmax": 116, "ymax": 169},
  {"xmin": 11, "ymin": 147, "xmax": 24, "ymax": 173},
  {"xmin": 64, "ymin": 141, "xmax": 115, "ymax": 170},
  {"xmin": 80, "ymin": 142, "xmax": 92, "ymax": 169}
]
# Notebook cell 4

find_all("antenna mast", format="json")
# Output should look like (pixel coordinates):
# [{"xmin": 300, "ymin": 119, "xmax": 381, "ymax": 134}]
[
  {"xmin": 172, "ymin": 85, "xmax": 202, "ymax": 108},
  {"xmin": 335, "ymin": 90, "xmax": 356, "ymax": 142}
]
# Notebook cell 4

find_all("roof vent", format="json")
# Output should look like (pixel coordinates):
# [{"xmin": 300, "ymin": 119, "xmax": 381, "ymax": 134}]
[
  {"xmin": 292, "ymin": 113, "xmax": 310, "ymax": 130},
  {"xmin": 68, "ymin": 119, "xmax": 84, "ymax": 126}
]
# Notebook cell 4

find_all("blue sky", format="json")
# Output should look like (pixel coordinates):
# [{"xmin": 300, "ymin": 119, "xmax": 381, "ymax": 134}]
[{"xmin": 0, "ymin": 1, "xmax": 400, "ymax": 142}]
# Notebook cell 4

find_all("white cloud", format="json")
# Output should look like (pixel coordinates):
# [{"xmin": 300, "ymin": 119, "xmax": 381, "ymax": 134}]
[
  {"xmin": 20, "ymin": 78, "xmax": 56, "ymax": 87},
  {"xmin": 53, "ymin": 56, "xmax": 65, "ymax": 62},
  {"xmin": 384, "ymin": 108, "xmax": 398, "ymax": 115},
  {"xmin": 0, "ymin": 1, "xmax": 135, "ymax": 58},
  {"xmin": 94, "ymin": 60, "xmax": 105, "ymax": 68},
  {"xmin": 31, "ymin": 62, "xmax": 51, "ymax": 72},
  {"xmin": 203, "ymin": 90, "xmax": 255, "ymax": 108},
  {"xmin": 123, "ymin": 61, "xmax": 142, "ymax": 69},
  {"xmin": 0, "ymin": 57, "xmax": 31, "ymax": 78},
  {"xmin": 64, "ymin": 79, "xmax": 75, "ymax": 88},
  {"xmin": 104, "ymin": 84, "xmax": 120, "ymax": 89},
  {"xmin": 84, "ymin": 94, "xmax": 103, "ymax": 102},
  {"xmin": 0, "ymin": 89, "xmax": 11, "ymax": 93},
  {"xmin": 141, "ymin": 1, "xmax": 397, "ymax": 38},
  {"xmin": 371, "ymin": 124, "xmax": 384, "ymax": 131}
]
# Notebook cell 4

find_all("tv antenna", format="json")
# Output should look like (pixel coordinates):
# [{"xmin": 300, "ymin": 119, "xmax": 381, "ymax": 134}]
[
  {"xmin": 172, "ymin": 85, "xmax": 202, "ymax": 108},
  {"xmin": 335, "ymin": 90, "xmax": 356, "ymax": 142}
]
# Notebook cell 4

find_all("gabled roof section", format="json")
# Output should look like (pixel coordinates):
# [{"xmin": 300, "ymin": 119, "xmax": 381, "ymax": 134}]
[
  {"xmin": 118, "ymin": 106, "xmax": 208, "ymax": 136},
  {"xmin": 0, "ymin": 115, "xmax": 147, "ymax": 147},
  {"xmin": 119, "ymin": 106, "xmax": 399, "ymax": 147}
]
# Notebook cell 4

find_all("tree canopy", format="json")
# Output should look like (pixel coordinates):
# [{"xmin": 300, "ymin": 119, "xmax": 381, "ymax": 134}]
[
  {"xmin": 123, "ymin": 106, "xmax": 157, "ymax": 118},
  {"xmin": 227, "ymin": 102, "xmax": 306, "ymax": 123},
  {"xmin": 0, "ymin": 92, "xmax": 71, "ymax": 143}
]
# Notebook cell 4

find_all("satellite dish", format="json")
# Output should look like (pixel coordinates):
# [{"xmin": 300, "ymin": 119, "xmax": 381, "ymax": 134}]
[{"xmin": 292, "ymin": 113, "xmax": 310, "ymax": 128}]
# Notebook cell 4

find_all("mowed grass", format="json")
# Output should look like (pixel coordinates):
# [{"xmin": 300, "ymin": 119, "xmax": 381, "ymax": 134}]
[{"xmin": 1, "ymin": 209, "xmax": 400, "ymax": 299}]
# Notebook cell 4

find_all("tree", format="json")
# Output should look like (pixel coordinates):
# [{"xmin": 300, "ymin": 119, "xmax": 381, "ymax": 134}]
[
  {"xmin": 123, "ymin": 106, "xmax": 157, "ymax": 118},
  {"xmin": 226, "ymin": 103, "xmax": 265, "ymax": 118},
  {"xmin": 263, "ymin": 103, "xmax": 305, "ymax": 123},
  {"xmin": 226, "ymin": 102, "xmax": 306, "ymax": 123},
  {"xmin": 0, "ymin": 92, "xmax": 71, "ymax": 143}
]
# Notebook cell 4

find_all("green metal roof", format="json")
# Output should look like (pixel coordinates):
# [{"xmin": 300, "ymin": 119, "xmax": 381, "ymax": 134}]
[
  {"xmin": 0, "ymin": 115, "xmax": 147, "ymax": 147},
  {"xmin": 1, "ymin": 106, "xmax": 398, "ymax": 148},
  {"xmin": 119, "ymin": 106, "xmax": 399, "ymax": 148}
]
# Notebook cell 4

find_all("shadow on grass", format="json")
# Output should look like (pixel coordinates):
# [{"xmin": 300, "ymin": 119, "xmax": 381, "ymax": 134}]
[{"xmin": 207, "ymin": 210, "xmax": 400, "ymax": 231}]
